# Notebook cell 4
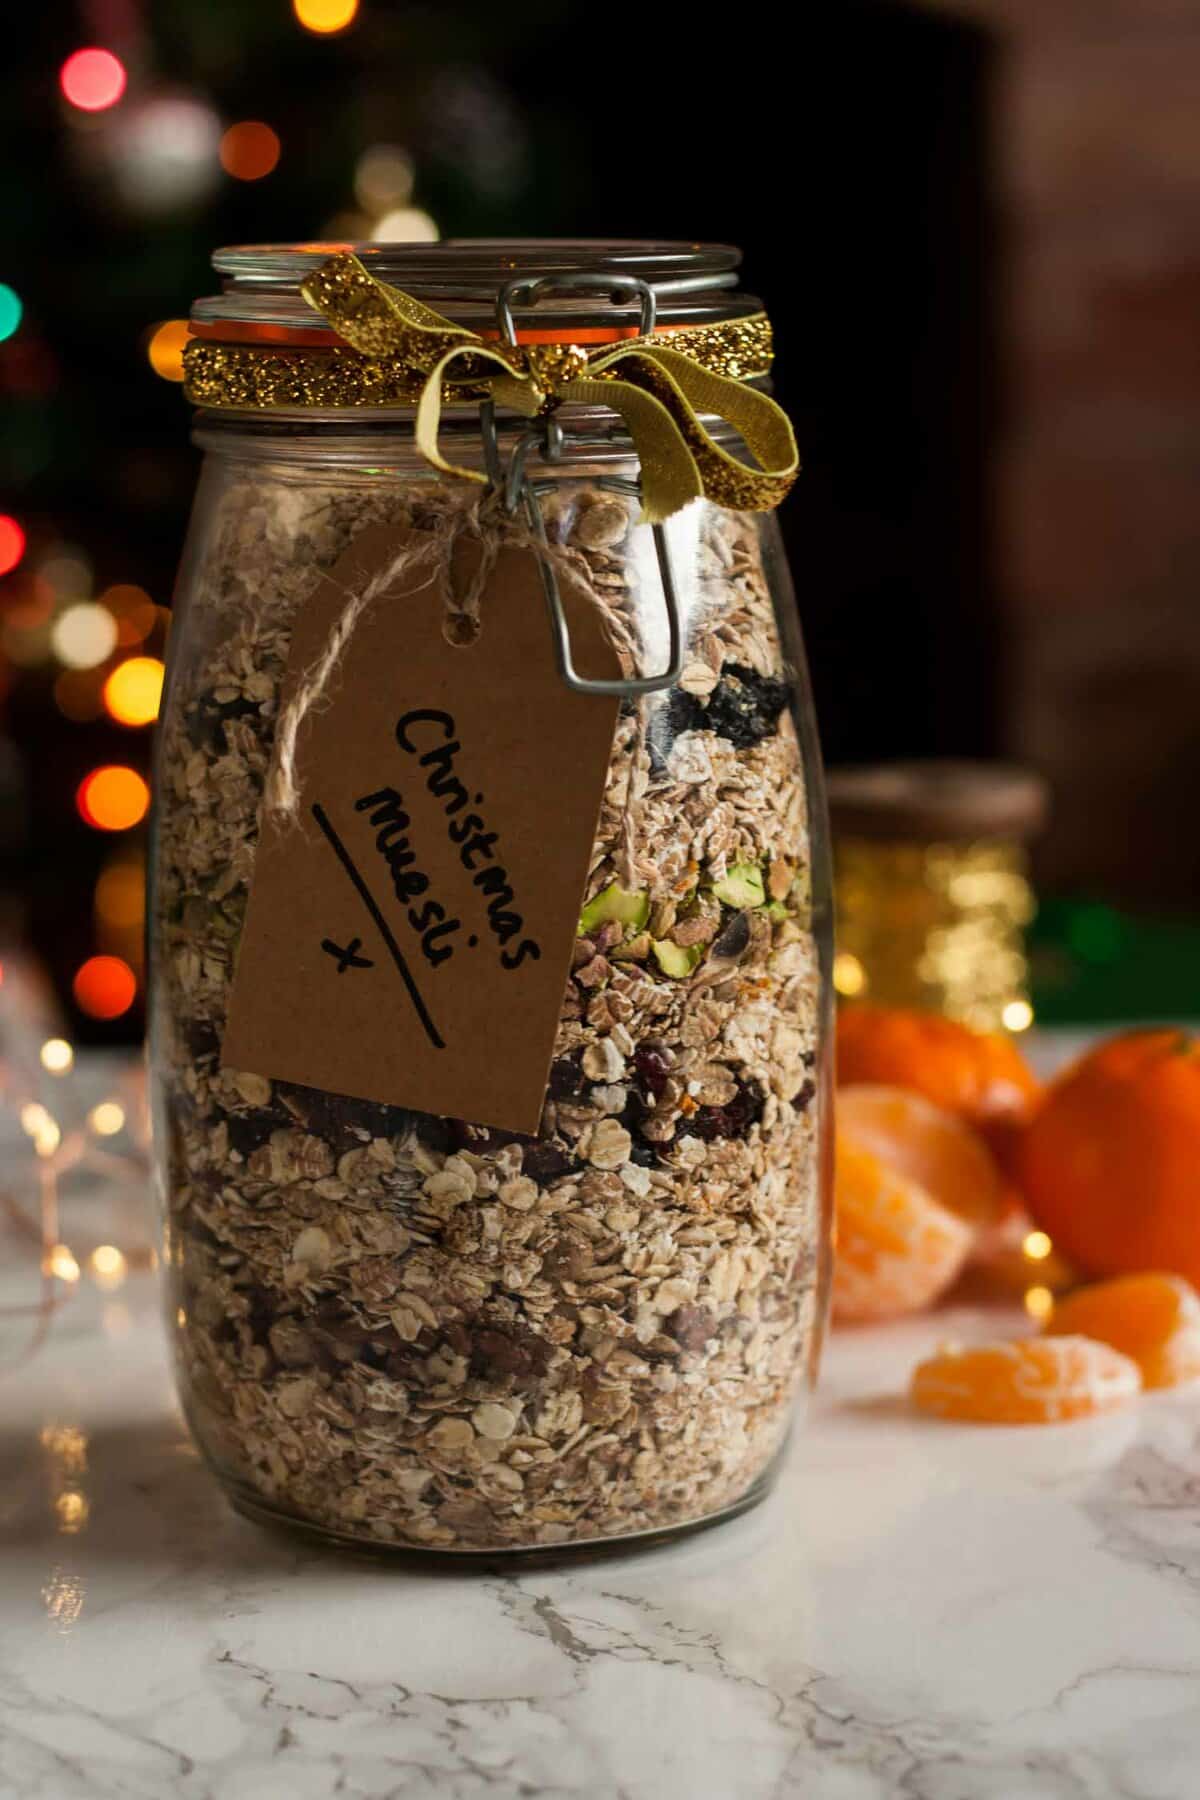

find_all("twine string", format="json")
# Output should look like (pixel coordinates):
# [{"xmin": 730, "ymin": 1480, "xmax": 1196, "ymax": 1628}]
[{"xmin": 264, "ymin": 490, "xmax": 647, "ymax": 868}]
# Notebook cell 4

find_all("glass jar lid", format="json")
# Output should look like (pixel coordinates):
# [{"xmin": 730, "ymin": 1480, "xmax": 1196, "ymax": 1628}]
[{"xmin": 191, "ymin": 239, "xmax": 759, "ymax": 340}]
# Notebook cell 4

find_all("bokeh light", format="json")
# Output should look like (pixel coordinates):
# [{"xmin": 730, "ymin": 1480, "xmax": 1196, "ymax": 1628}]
[
  {"xmin": 1023, "ymin": 1284, "xmax": 1054, "ymax": 1323},
  {"xmin": 107, "ymin": 95, "xmax": 222, "ymax": 212},
  {"xmin": 51, "ymin": 602, "xmax": 118, "ymax": 670},
  {"xmin": 1002, "ymin": 998, "xmax": 1034, "ymax": 1032},
  {"xmin": 39, "ymin": 1038, "xmax": 75, "ymax": 1075},
  {"xmin": 103, "ymin": 655, "xmax": 164, "ymax": 725},
  {"xmin": 60, "ymin": 48, "xmax": 127, "ymax": 113},
  {"xmin": 95, "ymin": 857, "xmax": 145, "ymax": 929},
  {"xmin": 73, "ymin": 954, "xmax": 138, "ymax": 1019},
  {"xmin": 89, "ymin": 1100, "xmax": 127, "ymax": 1137},
  {"xmin": 294, "ymin": 0, "xmax": 359, "ymax": 33},
  {"xmin": 22, "ymin": 1102, "xmax": 61, "ymax": 1158},
  {"xmin": 146, "ymin": 320, "xmax": 190, "ymax": 382},
  {"xmin": 833, "ymin": 951, "xmax": 867, "ymax": 997},
  {"xmin": 76, "ymin": 766, "xmax": 150, "ymax": 832},
  {"xmin": 102, "ymin": 583, "xmax": 158, "ymax": 646},
  {"xmin": 0, "ymin": 515, "xmax": 26, "ymax": 576},
  {"xmin": 0, "ymin": 284, "xmax": 22, "ymax": 344},
  {"xmin": 55, "ymin": 1490, "xmax": 90, "ymax": 1533},
  {"xmin": 372, "ymin": 207, "xmax": 439, "ymax": 243},
  {"xmin": 354, "ymin": 145, "xmax": 414, "ymax": 212},
  {"xmin": 1023, "ymin": 1229, "xmax": 1053, "ymax": 1262},
  {"xmin": 89, "ymin": 1244, "xmax": 128, "ymax": 1291},
  {"xmin": 39, "ymin": 547, "xmax": 91, "ymax": 600},
  {"xmin": 46, "ymin": 1243, "xmax": 80, "ymax": 1283},
  {"xmin": 220, "ymin": 121, "xmax": 281, "ymax": 180},
  {"xmin": 54, "ymin": 669, "xmax": 105, "ymax": 722}
]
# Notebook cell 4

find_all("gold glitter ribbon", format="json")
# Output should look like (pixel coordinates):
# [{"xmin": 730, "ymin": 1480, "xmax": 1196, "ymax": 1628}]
[{"xmin": 183, "ymin": 252, "xmax": 798, "ymax": 523}]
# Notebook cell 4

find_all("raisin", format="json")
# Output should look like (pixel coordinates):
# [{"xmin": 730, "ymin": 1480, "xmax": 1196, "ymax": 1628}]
[
  {"xmin": 225, "ymin": 1111, "xmax": 278, "ymax": 1156},
  {"xmin": 522, "ymin": 1142, "xmax": 578, "ymax": 1183},
  {"xmin": 469, "ymin": 1326, "xmax": 551, "ymax": 1379},
  {"xmin": 793, "ymin": 1077, "xmax": 816, "ymax": 1114},
  {"xmin": 702, "ymin": 664, "xmax": 790, "ymax": 750},
  {"xmin": 649, "ymin": 663, "xmax": 789, "ymax": 764},
  {"xmin": 277, "ymin": 1081, "xmax": 404, "ymax": 1150},
  {"xmin": 547, "ymin": 1055, "xmax": 585, "ymax": 1100},
  {"xmin": 666, "ymin": 1304, "xmax": 718, "ymax": 1352},
  {"xmin": 710, "ymin": 910, "xmax": 752, "ymax": 961},
  {"xmin": 185, "ymin": 1016, "xmax": 221, "ymax": 1066}
]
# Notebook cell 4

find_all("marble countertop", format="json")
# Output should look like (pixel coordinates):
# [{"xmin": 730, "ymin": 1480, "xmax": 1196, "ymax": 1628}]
[
  {"xmin": 4, "ymin": 1267, "xmax": 1200, "ymax": 1799},
  {"xmin": 3, "ymin": 1030, "xmax": 1200, "ymax": 1799}
]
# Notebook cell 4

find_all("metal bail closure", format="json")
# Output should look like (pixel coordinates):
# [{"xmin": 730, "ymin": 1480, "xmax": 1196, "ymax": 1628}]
[{"xmin": 482, "ymin": 272, "xmax": 683, "ymax": 700}]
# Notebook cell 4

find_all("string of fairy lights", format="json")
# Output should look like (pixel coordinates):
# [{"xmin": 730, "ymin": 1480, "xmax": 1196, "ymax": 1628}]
[{"xmin": 0, "ymin": 1, "xmax": 438, "ymax": 1033}]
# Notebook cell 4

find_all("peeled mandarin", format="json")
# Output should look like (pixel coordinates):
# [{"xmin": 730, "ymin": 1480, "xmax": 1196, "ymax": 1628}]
[
  {"xmin": 833, "ymin": 1133, "xmax": 974, "ymax": 1322},
  {"xmin": 911, "ymin": 1334, "xmax": 1142, "ymax": 1424},
  {"xmin": 838, "ymin": 1084, "xmax": 1004, "ymax": 1231},
  {"xmin": 1049, "ymin": 1273, "xmax": 1200, "ymax": 1390}
]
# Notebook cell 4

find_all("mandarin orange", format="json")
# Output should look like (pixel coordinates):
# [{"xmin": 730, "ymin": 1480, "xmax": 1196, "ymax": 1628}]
[
  {"xmin": 1018, "ymin": 1029, "xmax": 1200, "ymax": 1285},
  {"xmin": 837, "ymin": 1004, "xmax": 1039, "ymax": 1159}
]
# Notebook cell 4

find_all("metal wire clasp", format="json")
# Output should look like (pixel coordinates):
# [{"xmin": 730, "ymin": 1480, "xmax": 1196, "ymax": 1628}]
[{"xmin": 480, "ymin": 271, "xmax": 683, "ymax": 699}]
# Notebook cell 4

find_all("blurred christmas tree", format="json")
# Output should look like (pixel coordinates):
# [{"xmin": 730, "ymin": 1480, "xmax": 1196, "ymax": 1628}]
[
  {"xmin": 4, "ymin": 0, "xmax": 1010, "ymax": 1038},
  {"xmin": 1, "ymin": 0, "xmax": 567, "ymax": 1040}
]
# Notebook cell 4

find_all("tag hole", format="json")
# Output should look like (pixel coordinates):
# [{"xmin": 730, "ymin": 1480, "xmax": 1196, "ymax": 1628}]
[{"xmin": 443, "ymin": 614, "xmax": 481, "ymax": 649}]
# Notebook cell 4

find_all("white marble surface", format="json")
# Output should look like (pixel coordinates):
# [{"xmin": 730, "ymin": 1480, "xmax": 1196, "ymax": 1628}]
[
  {"xmin": 3, "ymin": 1030, "xmax": 1200, "ymax": 1800},
  {"xmin": 4, "ymin": 1266, "xmax": 1200, "ymax": 1800}
]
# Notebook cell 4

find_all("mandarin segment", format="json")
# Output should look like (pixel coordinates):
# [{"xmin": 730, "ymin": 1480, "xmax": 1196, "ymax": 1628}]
[
  {"xmin": 911, "ymin": 1335, "xmax": 1142, "ymax": 1424},
  {"xmin": 1050, "ymin": 1273, "xmax": 1200, "ymax": 1390},
  {"xmin": 833, "ymin": 1134, "xmax": 973, "ymax": 1322},
  {"xmin": 837, "ymin": 1084, "xmax": 1004, "ymax": 1231}
]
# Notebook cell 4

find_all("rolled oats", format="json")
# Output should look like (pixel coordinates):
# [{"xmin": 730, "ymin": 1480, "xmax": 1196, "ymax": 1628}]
[{"xmin": 151, "ymin": 461, "xmax": 828, "ymax": 1555}]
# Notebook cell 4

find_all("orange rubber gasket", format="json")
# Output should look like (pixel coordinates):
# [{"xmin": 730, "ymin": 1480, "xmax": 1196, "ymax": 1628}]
[{"xmin": 188, "ymin": 319, "xmax": 697, "ymax": 348}]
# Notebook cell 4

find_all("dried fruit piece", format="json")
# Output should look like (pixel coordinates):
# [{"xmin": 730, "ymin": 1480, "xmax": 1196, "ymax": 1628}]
[
  {"xmin": 833, "ymin": 1135, "xmax": 973, "ymax": 1322},
  {"xmin": 911, "ymin": 1335, "xmax": 1142, "ymax": 1424},
  {"xmin": 1049, "ymin": 1273, "xmax": 1200, "ymax": 1390},
  {"xmin": 837, "ymin": 1085, "xmax": 1003, "ymax": 1231}
]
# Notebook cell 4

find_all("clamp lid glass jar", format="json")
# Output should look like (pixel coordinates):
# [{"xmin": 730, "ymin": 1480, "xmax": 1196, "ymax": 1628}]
[{"xmin": 151, "ymin": 238, "xmax": 832, "ymax": 1556}]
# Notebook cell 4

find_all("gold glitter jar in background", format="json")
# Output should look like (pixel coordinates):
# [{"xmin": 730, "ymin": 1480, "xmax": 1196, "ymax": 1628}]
[{"xmin": 828, "ymin": 762, "xmax": 1049, "ymax": 1033}]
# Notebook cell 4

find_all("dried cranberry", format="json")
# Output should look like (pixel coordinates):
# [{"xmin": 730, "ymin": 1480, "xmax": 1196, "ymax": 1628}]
[
  {"xmin": 688, "ymin": 1078, "xmax": 765, "ymax": 1142},
  {"xmin": 633, "ymin": 1042, "xmax": 672, "ymax": 1100}
]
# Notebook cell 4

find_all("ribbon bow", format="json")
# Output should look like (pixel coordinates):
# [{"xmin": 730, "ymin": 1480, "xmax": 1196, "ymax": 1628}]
[{"xmin": 300, "ymin": 253, "xmax": 798, "ymax": 524}]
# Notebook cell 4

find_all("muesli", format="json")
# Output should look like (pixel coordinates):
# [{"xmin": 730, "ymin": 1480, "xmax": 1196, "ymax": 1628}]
[{"xmin": 152, "ymin": 469, "xmax": 824, "ymax": 1550}]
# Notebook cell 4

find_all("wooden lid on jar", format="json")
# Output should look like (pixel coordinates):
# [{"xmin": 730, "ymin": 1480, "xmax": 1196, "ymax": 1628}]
[{"xmin": 827, "ymin": 761, "xmax": 1050, "ymax": 842}]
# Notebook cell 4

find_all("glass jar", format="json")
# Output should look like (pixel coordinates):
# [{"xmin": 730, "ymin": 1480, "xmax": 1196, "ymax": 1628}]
[
  {"xmin": 150, "ymin": 241, "xmax": 832, "ymax": 1556},
  {"xmin": 828, "ymin": 761, "xmax": 1048, "ymax": 1031}
]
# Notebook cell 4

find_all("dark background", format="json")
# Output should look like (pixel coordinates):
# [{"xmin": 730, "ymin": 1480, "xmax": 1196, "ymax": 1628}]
[{"xmin": 3, "ymin": 0, "xmax": 1198, "ymax": 1037}]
